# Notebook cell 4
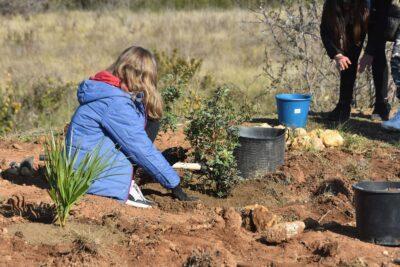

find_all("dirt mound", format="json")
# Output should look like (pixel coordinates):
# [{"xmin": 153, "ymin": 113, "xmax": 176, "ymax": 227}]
[{"xmin": 0, "ymin": 137, "xmax": 399, "ymax": 266}]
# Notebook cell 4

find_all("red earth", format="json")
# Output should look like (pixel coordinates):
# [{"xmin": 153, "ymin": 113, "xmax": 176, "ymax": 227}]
[{"xmin": 0, "ymin": 127, "xmax": 400, "ymax": 266}]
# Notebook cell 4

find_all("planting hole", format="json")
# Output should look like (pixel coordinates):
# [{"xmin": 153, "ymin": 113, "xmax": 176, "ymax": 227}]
[{"xmin": 314, "ymin": 179, "xmax": 350, "ymax": 198}]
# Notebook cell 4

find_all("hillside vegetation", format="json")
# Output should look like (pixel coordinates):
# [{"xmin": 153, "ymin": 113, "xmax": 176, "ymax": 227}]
[
  {"xmin": 0, "ymin": 0, "xmax": 394, "ymax": 136},
  {"xmin": 0, "ymin": 0, "xmax": 264, "ymax": 14},
  {"xmin": 0, "ymin": 9, "xmax": 267, "ymax": 134}
]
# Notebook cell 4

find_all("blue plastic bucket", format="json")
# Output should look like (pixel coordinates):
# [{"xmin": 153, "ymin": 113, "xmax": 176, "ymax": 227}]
[{"xmin": 276, "ymin": 94, "xmax": 312, "ymax": 128}]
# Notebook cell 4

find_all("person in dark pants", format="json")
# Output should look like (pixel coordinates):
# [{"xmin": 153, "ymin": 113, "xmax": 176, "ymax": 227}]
[
  {"xmin": 360, "ymin": 0, "xmax": 393, "ymax": 120},
  {"xmin": 321, "ymin": 0, "xmax": 391, "ymax": 122}
]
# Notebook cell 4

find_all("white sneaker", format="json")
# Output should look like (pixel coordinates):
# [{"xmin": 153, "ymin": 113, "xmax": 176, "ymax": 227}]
[
  {"xmin": 125, "ymin": 182, "xmax": 153, "ymax": 208},
  {"xmin": 382, "ymin": 109, "xmax": 400, "ymax": 131}
]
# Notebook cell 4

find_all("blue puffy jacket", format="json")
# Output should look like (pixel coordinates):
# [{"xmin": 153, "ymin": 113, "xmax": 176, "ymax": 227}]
[{"xmin": 66, "ymin": 80, "xmax": 180, "ymax": 201}]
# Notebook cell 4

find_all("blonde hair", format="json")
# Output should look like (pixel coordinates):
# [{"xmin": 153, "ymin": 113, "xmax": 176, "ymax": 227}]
[{"xmin": 107, "ymin": 46, "xmax": 163, "ymax": 120}]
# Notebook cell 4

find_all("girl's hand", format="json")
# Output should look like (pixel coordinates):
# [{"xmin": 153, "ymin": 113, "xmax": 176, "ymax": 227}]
[
  {"xmin": 334, "ymin": 54, "xmax": 352, "ymax": 71},
  {"xmin": 171, "ymin": 185, "xmax": 198, "ymax": 201},
  {"xmin": 358, "ymin": 54, "xmax": 373, "ymax": 73}
]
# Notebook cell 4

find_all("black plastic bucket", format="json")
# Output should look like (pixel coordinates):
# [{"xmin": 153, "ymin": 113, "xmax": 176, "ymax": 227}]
[
  {"xmin": 234, "ymin": 126, "xmax": 285, "ymax": 178},
  {"xmin": 353, "ymin": 181, "xmax": 400, "ymax": 246}
]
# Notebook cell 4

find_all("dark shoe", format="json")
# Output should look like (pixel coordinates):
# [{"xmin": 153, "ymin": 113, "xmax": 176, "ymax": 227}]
[
  {"xmin": 371, "ymin": 102, "xmax": 391, "ymax": 121},
  {"xmin": 327, "ymin": 103, "xmax": 351, "ymax": 123},
  {"xmin": 171, "ymin": 185, "xmax": 199, "ymax": 201}
]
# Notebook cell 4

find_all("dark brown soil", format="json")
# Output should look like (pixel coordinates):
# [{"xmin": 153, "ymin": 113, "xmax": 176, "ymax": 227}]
[{"xmin": 0, "ymin": 126, "xmax": 400, "ymax": 266}]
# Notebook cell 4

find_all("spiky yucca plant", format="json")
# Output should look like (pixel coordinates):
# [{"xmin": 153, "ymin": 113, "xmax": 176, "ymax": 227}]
[{"xmin": 44, "ymin": 134, "xmax": 109, "ymax": 227}]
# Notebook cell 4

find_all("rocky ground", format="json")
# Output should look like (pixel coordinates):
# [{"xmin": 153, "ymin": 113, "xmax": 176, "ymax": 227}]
[{"xmin": 0, "ymin": 117, "xmax": 400, "ymax": 266}]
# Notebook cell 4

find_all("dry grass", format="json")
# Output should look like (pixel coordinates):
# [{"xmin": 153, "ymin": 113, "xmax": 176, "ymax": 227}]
[{"xmin": 0, "ymin": 9, "xmax": 267, "ymax": 92}]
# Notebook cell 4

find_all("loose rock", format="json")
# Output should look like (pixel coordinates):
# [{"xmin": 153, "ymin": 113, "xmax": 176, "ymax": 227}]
[
  {"xmin": 261, "ymin": 221, "xmax": 305, "ymax": 244},
  {"xmin": 321, "ymin": 130, "xmax": 344, "ymax": 147},
  {"xmin": 310, "ymin": 137, "xmax": 325, "ymax": 151},
  {"xmin": 294, "ymin": 128, "xmax": 307, "ymax": 137},
  {"xmin": 291, "ymin": 136, "xmax": 312, "ymax": 150},
  {"xmin": 286, "ymin": 128, "xmax": 344, "ymax": 151},
  {"xmin": 309, "ymin": 129, "xmax": 324, "ymax": 139},
  {"xmin": 243, "ymin": 205, "xmax": 280, "ymax": 232}
]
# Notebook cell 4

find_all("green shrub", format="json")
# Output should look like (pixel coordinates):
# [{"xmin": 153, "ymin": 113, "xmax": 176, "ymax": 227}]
[
  {"xmin": 156, "ymin": 49, "xmax": 202, "ymax": 131},
  {"xmin": 44, "ymin": 133, "xmax": 109, "ymax": 227},
  {"xmin": 184, "ymin": 86, "xmax": 251, "ymax": 197},
  {"xmin": 26, "ymin": 77, "xmax": 74, "ymax": 113},
  {"xmin": 0, "ymin": 84, "xmax": 21, "ymax": 135},
  {"xmin": 0, "ymin": 77, "xmax": 76, "ymax": 136},
  {"xmin": 19, "ymin": 77, "xmax": 76, "ymax": 129}
]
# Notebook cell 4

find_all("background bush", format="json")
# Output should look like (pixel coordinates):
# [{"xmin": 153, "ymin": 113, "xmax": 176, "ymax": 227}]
[
  {"xmin": 19, "ymin": 78, "xmax": 76, "ymax": 130},
  {"xmin": 0, "ymin": 84, "xmax": 21, "ymax": 135},
  {"xmin": 156, "ymin": 49, "xmax": 202, "ymax": 131}
]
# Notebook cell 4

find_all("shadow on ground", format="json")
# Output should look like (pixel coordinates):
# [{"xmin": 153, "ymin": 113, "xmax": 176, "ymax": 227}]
[
  {"xmin": 141, "ymin": 188, "xmax": 173, "ymax": 198},
  {"xmin": 322, "ymin": 221, "xmax": 358, "ymax": 239},
  {"xmin": 0, "ymin": 167, "xmax": 48, "ymax": 190},
  {"xmin": 304, "ymin": 218, "xmax": 359, "ymax": 240}
]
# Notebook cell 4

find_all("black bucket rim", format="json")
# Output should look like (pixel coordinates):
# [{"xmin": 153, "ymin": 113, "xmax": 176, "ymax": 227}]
[
  {"xmin": 352, "ymin": 181, "xmax": 400, "ymax": 194},
  {"xmin": 238, "ymin": 126, "xmax": 285, "ymax": 141}
]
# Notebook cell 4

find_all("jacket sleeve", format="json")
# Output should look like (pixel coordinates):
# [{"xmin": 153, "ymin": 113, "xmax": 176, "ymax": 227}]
[
  {"xmin": 320, "ymin": 1, "xmax": 343, "ymax": 59},
  {"xmin": 101, "ymin": 101, "xmax": 180, "ymax": 189},
  {"xmin": 365, "ymin": 0, "xmax": 390, "ymax": 55}
]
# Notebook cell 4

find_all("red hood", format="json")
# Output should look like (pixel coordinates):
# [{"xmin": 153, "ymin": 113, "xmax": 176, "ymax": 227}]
[{"xmin": 90, "ymin": 71, "xmax": 121, "ymax": 88}]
